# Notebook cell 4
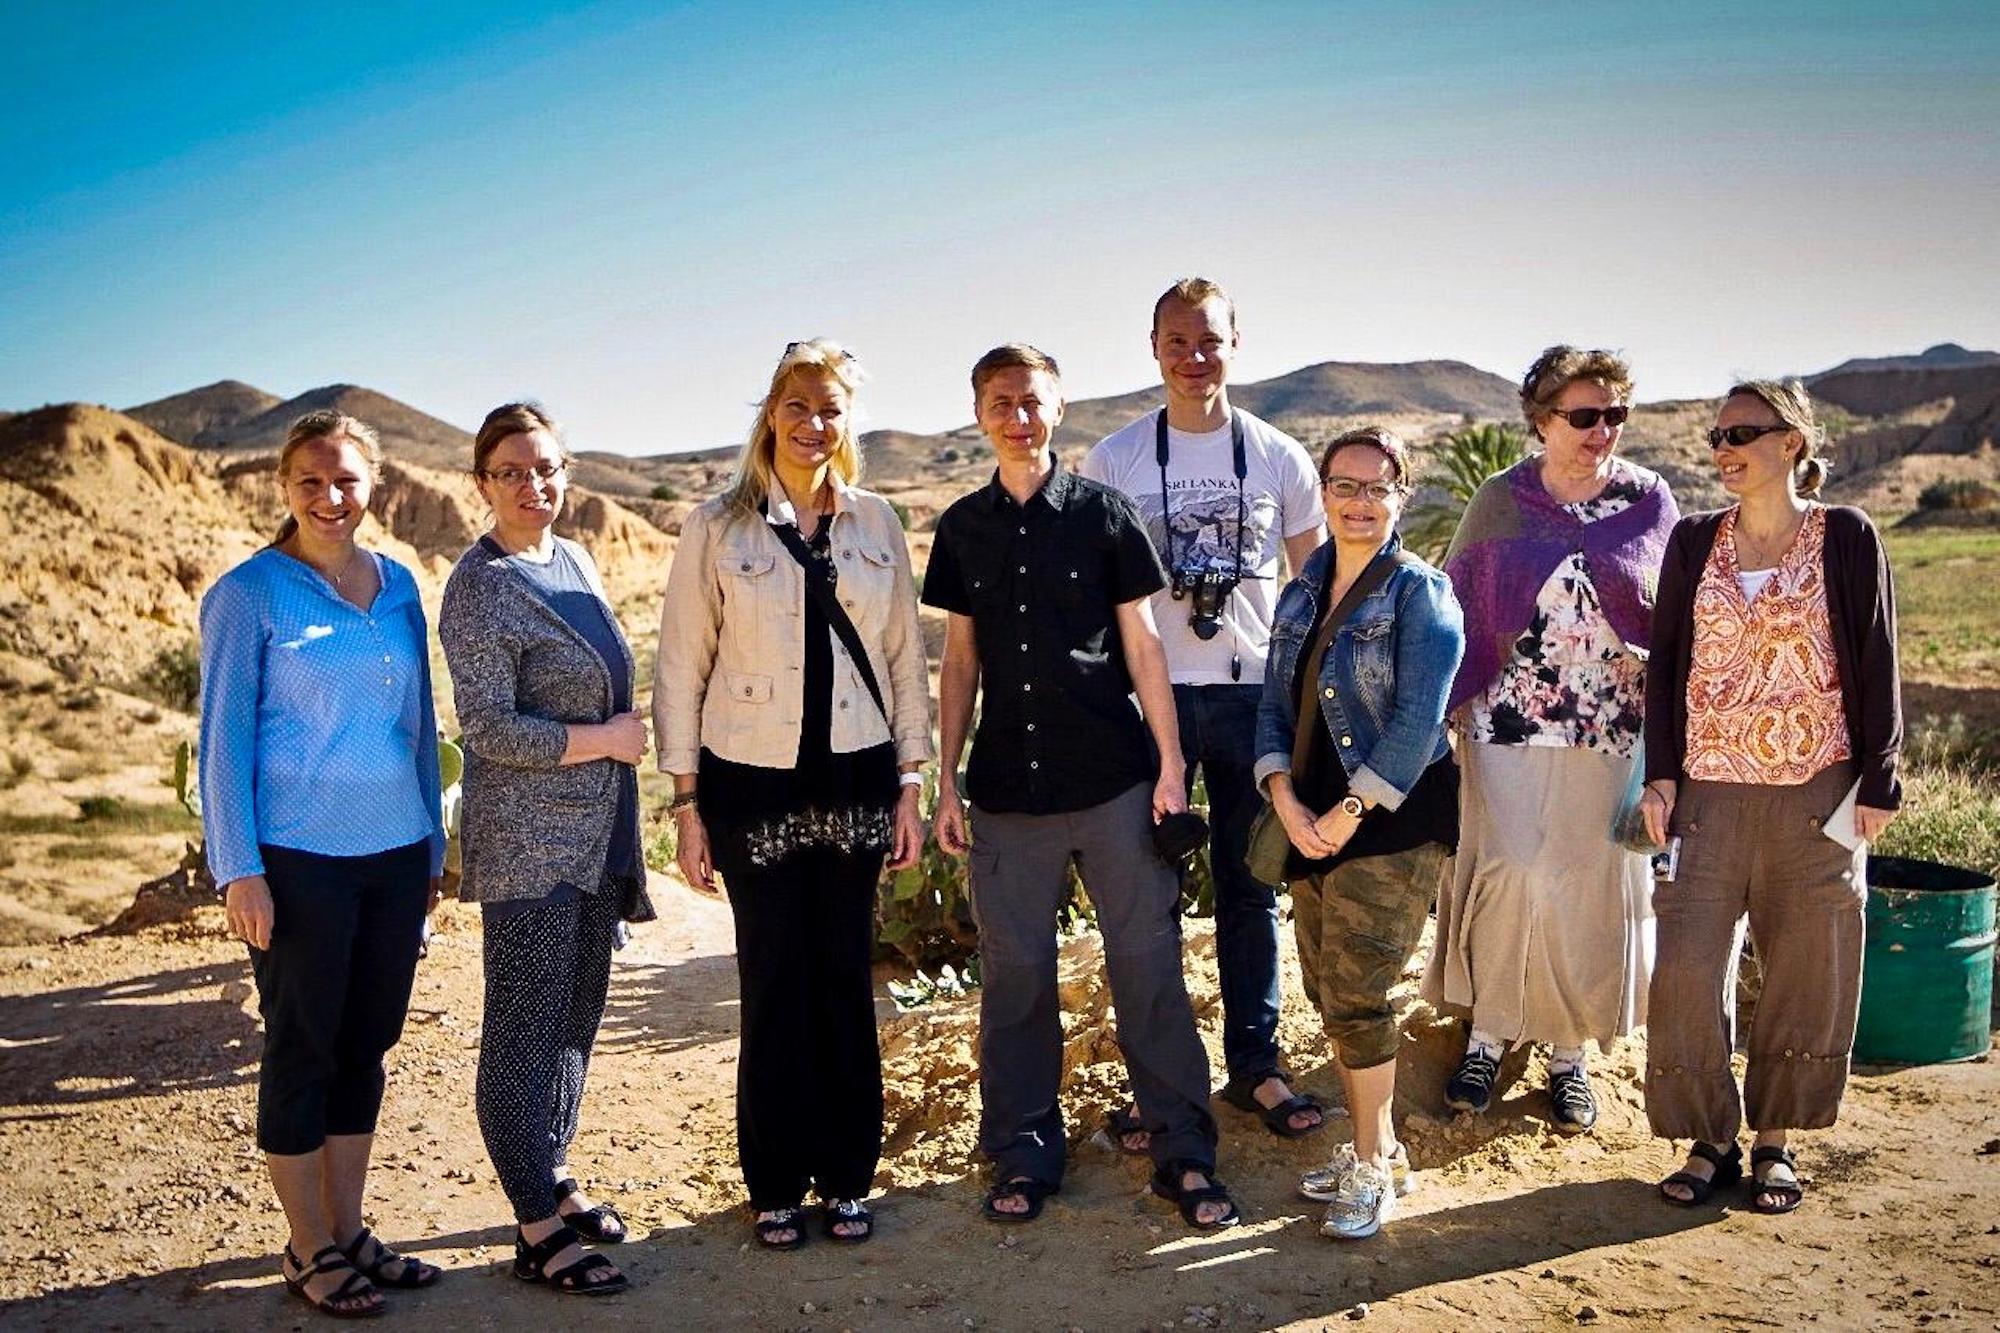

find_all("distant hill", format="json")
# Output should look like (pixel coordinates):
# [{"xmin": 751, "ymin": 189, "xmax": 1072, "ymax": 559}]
[
  {"xmin": 1811, "ymin": 343, "xmax": 2000, "ymax": 380},
  {"xmin": 125, "ymin": 380, "xmax": 284, "ymax": 446},
  {"xmin": 136, "ymin": 383, "xmax": 476, "ymax": 474}
]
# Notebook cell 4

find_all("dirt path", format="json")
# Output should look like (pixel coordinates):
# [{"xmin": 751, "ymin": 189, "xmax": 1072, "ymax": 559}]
[{"xmin": 2, "ymin": 875, "xmax": 1996, "ymax": 1331}]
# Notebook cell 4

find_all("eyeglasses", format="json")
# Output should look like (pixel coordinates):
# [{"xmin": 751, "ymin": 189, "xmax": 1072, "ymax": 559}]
[
  {"xmin": 1549, "ymin": 405, "xmax": 1629, "ymax": 430},
  {"xmin": 1707, "ymin": 423, "xmax": 1793, "ymax": 450},
  {"xmin": 479, "ymin": 461, "xmax": 567, "ymax": 486},
  {"xmin": 1321, "ymin": 478, "xmax": 1405, "ymax": 501}
]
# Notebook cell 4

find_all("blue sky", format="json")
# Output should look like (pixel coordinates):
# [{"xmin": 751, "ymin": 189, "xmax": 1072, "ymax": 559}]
[{"xmin": 4, "ymin": 0, "xmax": 1997, "ymax": 454}]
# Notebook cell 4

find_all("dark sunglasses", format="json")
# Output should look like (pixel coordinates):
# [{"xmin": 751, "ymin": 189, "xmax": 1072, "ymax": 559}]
[
  {"xmin": 1549, "ymin": 405, "xmax": 1629, "ymax": 430},
  {"xmin": 1707, "ymin": 423, "xmax": 1793, "ymax": 450}
]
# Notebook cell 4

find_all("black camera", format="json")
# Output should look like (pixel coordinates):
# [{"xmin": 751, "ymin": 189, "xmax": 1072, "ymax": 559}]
[{"xmin": 1171, "ymin": 568, "xmax": 1239, "ymax": 641}]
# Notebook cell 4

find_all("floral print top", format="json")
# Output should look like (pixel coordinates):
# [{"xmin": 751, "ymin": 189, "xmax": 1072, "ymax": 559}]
[{"xmin": 1466, "ymin": 458, "xmax": 1653, "ymax": 757}]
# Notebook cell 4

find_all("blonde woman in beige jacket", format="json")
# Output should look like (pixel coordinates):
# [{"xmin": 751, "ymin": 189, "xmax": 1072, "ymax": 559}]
[{"xmin": 654, "ymin": 339, "xmax": 931, "ymax": 1251}]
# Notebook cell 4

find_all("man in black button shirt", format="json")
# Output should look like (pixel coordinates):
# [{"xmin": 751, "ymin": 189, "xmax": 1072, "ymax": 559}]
[{"xmin": 925, "ymin": 344, "xmax": 1233, "ymax": 1229}]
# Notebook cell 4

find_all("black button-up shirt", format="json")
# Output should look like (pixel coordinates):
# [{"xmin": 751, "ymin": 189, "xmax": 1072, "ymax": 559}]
[{"xmin": 923, "ymin": 463, "xmax": 1167, "ymax": 814}]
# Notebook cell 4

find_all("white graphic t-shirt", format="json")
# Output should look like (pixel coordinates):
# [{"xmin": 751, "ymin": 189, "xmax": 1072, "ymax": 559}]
[{"xmin": 1081, "ymin": 408, "xmax": 1324, "ymax": 685}]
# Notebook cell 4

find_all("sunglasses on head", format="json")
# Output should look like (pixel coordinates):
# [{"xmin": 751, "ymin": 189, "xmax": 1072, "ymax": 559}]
[
  {"xmin": 784, "ymin": 340, "xmax": 857, "ymax": 362},
  {"xmin": 1707, "ymin": 423, "xmax": 1793, "ymax": 450},
  {"xmin": 1549, "ymin": 405, "xmax": 1629, "ymax": 430}
]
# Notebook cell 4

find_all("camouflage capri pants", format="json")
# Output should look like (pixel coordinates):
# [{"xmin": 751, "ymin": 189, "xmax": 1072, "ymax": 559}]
[{"xmin": 1292, "ymin": 842, "xmax": 1448, "ymax": 1070}]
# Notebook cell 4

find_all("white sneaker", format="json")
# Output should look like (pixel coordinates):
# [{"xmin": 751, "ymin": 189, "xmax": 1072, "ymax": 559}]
[
  {"xmin": 1299, "ymin": 1141, "xmax": 1416, "ymax": 1202},
  {"xmin": 1318, "ymin": 1159, "xmax": 1395, "ymax": 1240}
]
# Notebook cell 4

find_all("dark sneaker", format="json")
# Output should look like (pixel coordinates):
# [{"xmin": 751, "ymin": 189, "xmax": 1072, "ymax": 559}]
[
  {"xmin": 1445, "ymin": 1049, "xmax": 1500, "ymax": 1113},
  {"xmin": 1549, "ymin": 1065, "xmax": 1598, "ymax": 1133}
]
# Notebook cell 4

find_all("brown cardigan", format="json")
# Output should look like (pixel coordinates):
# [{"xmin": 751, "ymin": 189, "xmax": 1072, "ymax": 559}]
[{"xmin": 1644, "ymin": 505, "xmax": 1903, "ymax": 810}]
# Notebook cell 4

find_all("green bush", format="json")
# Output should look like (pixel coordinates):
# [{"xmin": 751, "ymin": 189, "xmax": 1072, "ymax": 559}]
[
  {"xmin": 1916, "ymin": 479, "xmax": 1998, "ymax": 512},
  {"xmin": 888, "ymin": 499, "xmax": 912, "ymax": 530},
  {"xmin": 135, "ymin": 638, "xmax": 202, "ymax": 713},
  {"xmin": 649, "ymin": 482, "xmax": 680, "ymax": 502}
]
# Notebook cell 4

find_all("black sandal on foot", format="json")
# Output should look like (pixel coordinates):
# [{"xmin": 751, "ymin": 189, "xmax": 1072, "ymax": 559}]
[
  {"xmin": 339, "ymin": 1226, "xmax": 442, "ymax": 1290},
  {"xmin": 822, "ymin": 1198, "xmax": 875, "ymax": 1244},
  {"xmin": 283, "ymin": 1243, "xmax": 385, "ymax": 1320},
  {"xmin": 1748, "ymin": 1146, "xmax": 1805, "ymax": 1215},
  {"xmin": 554, "ymin": 1177, "xmax": 628, "ymax": 1244},
  {"xmin": 1103, "ymin": 1103, "xmax": 1151, "ymax": 1156},
  {"xmin": 1219, "ymin": 1070, "xmax": 1327, "ymax": 1139},
  {"xmin": 1658, "ymin": 1140, "xmax": 1743, "ymax": 1207},
  {"xmin": 752, "ymin": 1206, "xmax": 809, "ymax": 1251},
  {"xmin": 1149, "ymin": 1161, "xmax": 1242, "ymax": 1231},
  {"xmin": 513, "ymin": 1224, "xmax": 628, "ymax": 1295},
  {"xmin": 981, "ymin": 1178, "xmax": 1057, "ymax": 1225}
]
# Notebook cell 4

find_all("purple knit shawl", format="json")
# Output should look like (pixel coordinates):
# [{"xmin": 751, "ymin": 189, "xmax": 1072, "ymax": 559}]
[{"xmin": 1443, "ymin": 457, "xmax": 1680, "ymax": 715}]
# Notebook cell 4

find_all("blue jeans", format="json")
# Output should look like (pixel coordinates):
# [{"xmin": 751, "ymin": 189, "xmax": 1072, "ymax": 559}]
[{"xmin": 1175, "ymin": 682, "xmax": 1281, "ymax": 1082}]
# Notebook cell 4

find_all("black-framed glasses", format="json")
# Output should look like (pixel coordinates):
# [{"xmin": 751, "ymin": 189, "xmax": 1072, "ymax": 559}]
[
  {"xmin": 1707, "ymin": 423, "xmax": 1793, "ymax": 450},
  {"xmin": 1550, "ymin": 405, "xmax": 1629, "ymax": 430},
  {"xmin": 479, "ymin": 460, "xmax": 567, "ymax": 486},
  {"xmin": 1321, "ymin": 478, "xmax": 1404, "ymax": 501}
]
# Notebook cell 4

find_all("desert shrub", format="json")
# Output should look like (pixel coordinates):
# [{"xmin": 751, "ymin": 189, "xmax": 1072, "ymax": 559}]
[
  {"xmin": 1917, "ymin": 479, "xmax": 1999, "ymax": 512},
  {"xmin": 1877, "ymin": 758, "xmax": 2000, "ymax": 879},
  {"xmin": 0, "ymin": 752, "xmax": 31, "ymax": 789},
  {"xmin": 60, "ymin": 688, "xmax": 103, "ymax": 712},
  {"xmin": 134, "ymin": 638, "xmax": 202, "ymax": 713},
  {"xmin": 49, "ymin": 840, "xmax": 121, "ymax": 862},
  {"xmin": 888, "ymin": 499, "xmax": 912, "ymax": 530},
  {"xmin": 649, "ymin": 482, "xmax": 680, "ymax": 502},
  {"xmin": 0, "ymin": 797, "xmax": 195, "ymax": 836}
]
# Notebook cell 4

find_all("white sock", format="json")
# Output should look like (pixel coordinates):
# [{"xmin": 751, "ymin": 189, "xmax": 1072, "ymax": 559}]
[
  {"xmin": 1466, "ymin": 1030, "xmax": 1503, "ymax": 1062},
  {"xmin": 1549, "ymin": 1046, "xmax": 1586, "ymax": 1075}
]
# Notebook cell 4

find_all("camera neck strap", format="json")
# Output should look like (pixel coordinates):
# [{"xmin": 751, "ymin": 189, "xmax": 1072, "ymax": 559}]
[{"xmin": 1154, "ymin": 407, "xmax": 1247, "ymax": 579}]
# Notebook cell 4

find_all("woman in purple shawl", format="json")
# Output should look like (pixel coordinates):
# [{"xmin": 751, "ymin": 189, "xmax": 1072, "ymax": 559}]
[{"xmin": 1422, "ymin": 346, "xmax": 1679, "ymax": 1133}]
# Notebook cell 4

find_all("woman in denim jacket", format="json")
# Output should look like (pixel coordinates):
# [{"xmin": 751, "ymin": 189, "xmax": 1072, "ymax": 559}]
[{"xmin": 1253, "ymin": 427, "xmax": 1464, "ymax": 1241}]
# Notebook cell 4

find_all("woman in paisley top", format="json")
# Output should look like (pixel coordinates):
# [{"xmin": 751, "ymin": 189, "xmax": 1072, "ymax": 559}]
[
  {"xmin": 654, "ymin": 339, "xmax": 932, "ymax": 1249},
  {"xmin": 1425, "ymin": 346, "xmax": 1680, "ymax": 1132},
  {"xmin": 1642, "ymin": 380, "xmax": 1900, "ymax": 1214}
]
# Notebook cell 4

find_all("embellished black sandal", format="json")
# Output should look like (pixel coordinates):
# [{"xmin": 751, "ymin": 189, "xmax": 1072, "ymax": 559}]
[
  {"xmin": 513, "ymin": 1224, "xmax": 628, "ymax": 1295},
  {"xmin": 554, "ymin": 1177, "xmax": 628, "ymax": 1244},
  {"xmin": 1219, "ymin": 1070, "xmax": 1327, "ymax": 1139},
  {"xmin": 822, "ymin": 1197, "xmax": 875, "ymax": 1244},
  {"xmin": 339, "ymin": 1226, "xmax": 441, "ymax": 1289},
  {"xmin": 1149, "ymin": 1161, "xmax": 1242, "ymax": 1231},
  {"xmin": 752, "ymin": 1206, "xmax": 809, "ymax": 1251},
  {"xmin": 1658, "ymin": 1140, "xmax": 1743, "ymax": 1207},
  {"xmin": 981, "ymin": 1178, "xmax": 1058, "ymax": 1225},
  {"xmin": 282, "ymin": 1243, "xmax": 385, "ymax": 1319},
  {"xmin": 1748, "ymin": 1145, "xmax": 1805, "ymax": 1215},
  {"xmin": 1103, "ymin": 1103, "xmax": 1151, "ymax": 1156}
]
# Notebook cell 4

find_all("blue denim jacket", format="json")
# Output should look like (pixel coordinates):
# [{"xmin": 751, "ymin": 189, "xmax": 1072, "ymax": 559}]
[{"xmin": 1254, "ymin": 535, "xmax": 1465, "ymax": 810}]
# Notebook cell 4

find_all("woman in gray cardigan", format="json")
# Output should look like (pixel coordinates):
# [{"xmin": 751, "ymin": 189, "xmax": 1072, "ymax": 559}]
[{"xmin": 439, "ymin": 402, "xmax": 652, "ymax": 1297}]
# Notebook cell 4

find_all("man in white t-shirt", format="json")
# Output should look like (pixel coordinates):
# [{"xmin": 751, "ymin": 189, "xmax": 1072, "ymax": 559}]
[{"xmin": 1081, "ymin": 278, "xmax": 1329, "ymax": 1144}]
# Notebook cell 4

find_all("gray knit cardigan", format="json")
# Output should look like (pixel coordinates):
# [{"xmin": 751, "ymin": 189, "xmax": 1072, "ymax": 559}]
[{"xmin": 439, "ymin": 537, "xmax": 652, "ymax": 917}]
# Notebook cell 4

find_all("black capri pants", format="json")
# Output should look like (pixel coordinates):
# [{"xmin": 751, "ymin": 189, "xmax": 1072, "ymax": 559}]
[{"xmin": 249, "ymin": 839, "xmax": 430, "ymax": 1155}]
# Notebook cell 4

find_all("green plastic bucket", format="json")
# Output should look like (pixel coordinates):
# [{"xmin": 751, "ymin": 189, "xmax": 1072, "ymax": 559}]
[{"xmin": 1855, "ymin": 855, "xmax": 1997, "ymax": 1064}]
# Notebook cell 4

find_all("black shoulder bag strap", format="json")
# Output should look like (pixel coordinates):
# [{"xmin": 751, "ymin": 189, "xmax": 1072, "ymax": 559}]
[
  {"xmin": 1289, "ymin": 547, "xmax": 1419, "ymax": 775},
  {"xmin": 767, "ymin": 517, "xmax": 891, "ymax": 725}
]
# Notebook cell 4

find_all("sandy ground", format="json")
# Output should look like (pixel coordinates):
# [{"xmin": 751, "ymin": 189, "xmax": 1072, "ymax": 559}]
[{"xmin": 1, "ymin": 870, "xmax": 1996, "ymax": 1333}]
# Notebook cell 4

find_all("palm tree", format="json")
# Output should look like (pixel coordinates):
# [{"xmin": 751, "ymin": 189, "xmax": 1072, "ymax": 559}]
[{"xmin": 1402, "ymin": 422, "xmax": 1530, "ymax": 561}]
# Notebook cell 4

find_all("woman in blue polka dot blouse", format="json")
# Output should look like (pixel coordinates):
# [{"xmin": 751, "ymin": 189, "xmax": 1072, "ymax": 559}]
[{"xmin": 199, "ymin": 410, "xmax": 446, "ymax": 1318}]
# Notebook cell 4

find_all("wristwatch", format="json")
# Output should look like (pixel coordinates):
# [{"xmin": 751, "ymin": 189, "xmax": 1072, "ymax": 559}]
[{"xmin": 1337, "ymin": 794, "xmax": 1366, "ymax": 820}]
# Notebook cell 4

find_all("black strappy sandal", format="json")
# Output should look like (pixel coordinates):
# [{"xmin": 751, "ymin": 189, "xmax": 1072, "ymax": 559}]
[
  {"xmin": 1219, "ymin": 1070, "xmax": 1327, "ymax": 1139},
  {"xmin": 980, "ymin": 1178, "xmax": 1058, "ymax": 1225},
  {"xmin": 822, "ymin": 1198, "xmax": 875, "ymax": 1244},
  {"xmin": 1748, "ymin": 1145, "xmax": 1805, "ymax": 1215},
  {"xmin": 752, "ymin": 1206, "xmax": 809, "ymax": 1251},
  {"xmin": 1103, "ymin": 1103, "xmax": 1152, "ymax": 1156},
  {"xmin": 339, "ymin": 1226, "xmax": 441, "ymax": 1289},
  {"xmin": 283, "ymin": 1243, "xmax": 385, "ymax": 1320},
  {"xmin": 1658, "ymin": 1140, "xmax": 1743, "ymax": 1207},
  {"xmin": 513, "ymin": 1224, "xmax": 628, "ymax": 1295},
  {"xmin": 554, "ymin": 1177, "xmax": 628, "ymax": 1244},
  {"xmin": 1149, "ymin": 1161, "xmax": 1242, "ymax": 1231}
]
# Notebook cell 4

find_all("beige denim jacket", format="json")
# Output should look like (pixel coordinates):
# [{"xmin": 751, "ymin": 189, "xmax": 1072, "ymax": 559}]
[{"xmin": 654, "ymin": 478, "xmax": 933, "ymax": 775}]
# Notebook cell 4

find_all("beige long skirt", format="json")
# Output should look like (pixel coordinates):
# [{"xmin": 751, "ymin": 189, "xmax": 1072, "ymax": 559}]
[{"xmin": 1422, "ymin": 740, "xmax": 1653, "ymax": 1048}]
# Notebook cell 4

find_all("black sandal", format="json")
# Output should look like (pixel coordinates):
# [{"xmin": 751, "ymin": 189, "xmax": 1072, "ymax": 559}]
[
  {"xmin": 1149, "ymin": 1161, "xmax": 1241, "ymax": 1231},
  {"xmin": 822, "ymin": 1198, "xmax": 875, "ymax": 1244},
  {"xmin": 1103, "ymin": 1103, "xmax": 1151, "ymax": 1156},
  {"xmin": 1658, "ymin": 1140, "xmax": 1743, "ymax": 1207},
  {"xmin": 981, "ymin": 1178, "xmax": 1058, "ymax": 1225},
  {"xmin": 1748, "ymin": 1146, "xmax": 1805, "ymax": 1215},
  {"xmin": 1219, "ymin": 1070, "xmax": 1327, "ymax": 1139},
  {"xmin": 554, "ymin": 1177, "xmax": 628, "ymax": 1244},
  {"xmin": 283, "ymin": 1243, "xmax": 385, "ymax": 1320},
  {"xmin": 752, "ymin": 1206, "xmax": 809, "ymax": 1251},
  {"xmin": 339, "ymin": 1226, "xmax": 442, "ymax": 1289},
  {"xmin": 512, "ymin": 1224, "xmax": 628, "ymax": 1295}
]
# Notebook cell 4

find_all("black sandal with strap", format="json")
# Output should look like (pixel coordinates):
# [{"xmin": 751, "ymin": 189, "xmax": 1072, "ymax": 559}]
[
  {"xmin": 554, "ymin": 1177, "xmax": 628, "ymax": 1244},
  {"xmin": 752, "ymin": 1206, "xmax": 809, "ymax": 1251},
  {"xmin": 283, "ymin": 1243, "xmax": 385, "ymax": 1320},
  {"xmin": 339, "ymin": 1226, "xmax": 442, "ymax": 1290},
  {"xmin": 1658, "ymin": 1140, "xmax": 1743, "ymax": 1207},
  {"xmin": 1149, "ymin": 1161, "xmax": 1242, "ymax": 1231},
  {"xmin": 1103, "ymin": 1103, "xmax": 1152, "ymax": 1156},
  {"xmin": 980, "ymin": 1178, "xmax": 1058, "ymax": 1225},
  {"xmin": 513, "ymin": 1224, "xmax": 628, "ymax": 1295},
  {"xmin": 1219, "ymin": 1069, "xmax": 1327, "ymax": 1139},
  {"xmin": 822, "ymin": 1198, "xmax": 875, "ymax": 1244},
  {"xmin": 1748, "ymin": 1145, "xmax": 1805, "ymax": 1215}
]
